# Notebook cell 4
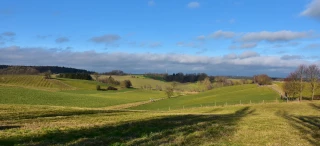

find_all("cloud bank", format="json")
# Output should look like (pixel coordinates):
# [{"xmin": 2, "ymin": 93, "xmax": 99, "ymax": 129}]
[
  {"xmin": 301, "ymin": 0, "xmax": 320, "ymax": 20},
  {"xmin": 0, "ymin": 46, "xmax": 316, "ymax": 77}
]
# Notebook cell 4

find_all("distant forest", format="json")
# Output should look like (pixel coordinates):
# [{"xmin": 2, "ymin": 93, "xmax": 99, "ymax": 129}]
[
  {"xmin": 144, "ymin": 73, "xmax": 214, "ymax": 83},
  {"xmin": 0, "ymin": 65, "xmax": 94, "ymax": 74}
]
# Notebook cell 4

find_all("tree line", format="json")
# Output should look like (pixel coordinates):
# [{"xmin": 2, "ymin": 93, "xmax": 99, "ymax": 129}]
[
  {"xmin": 101, "ymin": 70, "xmax": 127, "ymax": 76},
  {"xmin": 283, "ymin": 64, "xmax": 320, "ymax": 101},
  {"xmin": 0, "ymin": 65, "xmax": 93, "ymax": 74},
  {"xmin": 144, "ymin": 72, "xmax": 213, "ymax": 83},
  {"xmin": 57, "ymin": 73, "xmax": 93, "ymax": 80}
]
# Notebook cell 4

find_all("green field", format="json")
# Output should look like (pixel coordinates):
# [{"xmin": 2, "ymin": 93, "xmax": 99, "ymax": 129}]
[
  {"xmin": 0, "ymin": 86, "xmax": 165, "ymax": 108},
  {"xmin": 0, "ymin": 75, "xmax": 75, "ymax": 91},
  {"xmin": 108, "ymin": 75, "xmax": 200, "ymax": 91},
  {"xmin": 0, "ymin": 75, "xmax": 166, "ymax": 108},
  {"xmin": 0, "ymin": 75, "xmax": 319, "ymax": 145},
  {"xmin": 0, "ymin": 102, "xmax": 319, "ymax": 145},
  {"xmin": 131, "ymin": 84, "xmax": 279, "ymax": 110}
]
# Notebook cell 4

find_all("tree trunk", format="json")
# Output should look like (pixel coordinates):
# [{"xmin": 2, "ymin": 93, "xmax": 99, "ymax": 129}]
[
  {"xmin": 312, "ymin": 86, "xmax": 315, "ymax": 101},
  {"xmin": 300, "ymin": 77, "xmax": 302, "ymax": 102}
]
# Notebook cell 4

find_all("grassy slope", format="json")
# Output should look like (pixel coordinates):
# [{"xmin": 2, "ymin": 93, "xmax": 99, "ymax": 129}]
[
  {"xmin": 56, "ymin": 78, "xmax": 115, "ymax": 90},
  {"xmin": 131, "ymin": 84, "xmax": 279, "ymax": 110},
  {"xmin": 108, "ymin": 75, "xmax": 198, "ymax": 91},
  {"xmin": 0, "ymin": 75, "xmax": 74, "ymax": 90},
  {"xmin": 0, "ymin": 86, "xmax": 164, "ymax": 108},
  {"xmin": 0, "ymin": 102, "xmax": 319, "ymax": 145}
]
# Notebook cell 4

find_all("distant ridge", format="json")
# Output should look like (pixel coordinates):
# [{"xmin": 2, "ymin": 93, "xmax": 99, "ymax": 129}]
[{"xmin": 0, "ymin": 65, "xmax": 94, "ymax": 74}]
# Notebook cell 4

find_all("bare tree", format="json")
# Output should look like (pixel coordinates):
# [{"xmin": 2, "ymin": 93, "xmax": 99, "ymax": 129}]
[
  {"xmin": 44, "ymin": 70, "xmax": 52, "ymax": 79},
  {"xmin": 295, "ymin": 65, "xmax": 306, "ymax": 101},
  {"xmin": 283, "ymin": 72, "xmax": 300, "ymax": 102},
  {"xmin": 93, "ymin": 72, "xmax": 100, "ymax": 81},
  {"xmin": 306, "ymin": 65, "xmax": 320, "ymax": 101},
  {"xmin": 164, "ymin": 86, "xmax": 174, "ymax": 98}
]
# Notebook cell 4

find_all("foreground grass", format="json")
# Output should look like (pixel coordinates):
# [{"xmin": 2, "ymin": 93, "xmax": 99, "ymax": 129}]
[
  {"xmin": 0, "ymin": 86, "xmax": 164, "ymax": 108},
  {"xmin": 0, "ymin": 102, "xmax": 319, "ymax": 145},
  {"xmin": 132, "ymin": 84, "xmax": 279, "ymax": 110}
]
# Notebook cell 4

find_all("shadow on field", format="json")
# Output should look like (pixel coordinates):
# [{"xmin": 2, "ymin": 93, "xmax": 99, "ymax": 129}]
[
  {"xmin": 309, "ymin": 103, "xmax": 320, "ymax": 111},
  {"xmin": 0, "ymin": 126, "xmax": 20, "ymax": 130},
  {"xmin": 277, "ymin": 111, "xmax": 320, "ymax": 146},
  {"xmin": 0, "ymin": 110, "xmax": 136, "ymax": 121},
  {"xmin": 0, "ymin": 107, "xmax": 254, "ymax": 145}
]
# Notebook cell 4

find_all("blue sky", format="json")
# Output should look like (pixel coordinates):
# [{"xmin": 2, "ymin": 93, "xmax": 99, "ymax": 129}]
[{"xmin": 0, "ymin": 0, "xmax": 320, "ymax": 77}]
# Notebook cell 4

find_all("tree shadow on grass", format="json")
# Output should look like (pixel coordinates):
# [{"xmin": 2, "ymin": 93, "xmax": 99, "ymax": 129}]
[
  {"xmin": 0, "ymin": 110, "xmax": 137, "ymax": 121},
  {"xmin": 277, "ymin": 111, "xmax": 320, "ymax": 146},
  {"xmin": 0, "ymin": 126, "xmax": 20, "ymax": 131},
  {"xmin": 0, "ymin": 107, "xmax": 254, "ymax": 146},
  {"xmin": 309, "ymin": 103, "xmax": 320, "ymax": 111}
]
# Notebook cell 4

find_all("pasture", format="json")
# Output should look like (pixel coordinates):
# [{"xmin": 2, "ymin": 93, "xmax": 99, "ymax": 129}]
[
  {"xmin": 131, "ymin": 84, "xmax": 280, "ymax": 110},
  {"xmin": 0, "ymin": 75, "xmax": 165, "ymax": 108},
  {"xmin": 0, "ymin": 102, "xmax": 319, "ymax": 145},
  {"xmin": 0, "ymin": 75, "xmax": 319, "ymax": 145}
]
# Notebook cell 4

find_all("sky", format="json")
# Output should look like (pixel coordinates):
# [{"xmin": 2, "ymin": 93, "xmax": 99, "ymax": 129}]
[{"xmin": 0, "ymin": 0, "xmax": 320, "ymax": 77}]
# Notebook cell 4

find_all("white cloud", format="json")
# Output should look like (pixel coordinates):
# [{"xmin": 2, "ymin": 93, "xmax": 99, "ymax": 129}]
[
  {"xmin": 55, "ymin": 37, "xmax": 70, "ymax": 43},
  {"xmin": 210, "ymin": 30, "xmax": 235, "ymax": 39},
  {"xmin": 240, "ymin": 30, "xmax": 311, "ymax": 42},
  {"xmin": 303, "ymin": 43, "xmax": 320, "ymax": 49},
  {"xmin": 300, "ymin": 0, "xmax": 320, "ymax": 20},
  {"xmin": 238, "ymin": 51, "xmax": 260, "ymax": 59},
  {"xmin": 187, "ymin": 2, "xmax": 200, "ymax": 8},
  {"xmin": 281, "ymin": 55, "xmax": 303, "ymax": 60},
  {"xmin": 0, "ymin": 46, "xmax": 315, "ymax": 76},
  {"xmin": 196, "ymin": 35, "xmax": 206, "ymax": 41},
  {"xmin": 176, "ymin": 42, "xmax": 202, "ymax": 48},
  {"xmin": 229, "ymin": 18, "xmax": 236, "ymax": 24},
  {"xmin": 1, "ymin": 31, "xmax": 15, "ymax": 37},
  {"xmin": 240, "ymin": 43, "xmax": 257, "ymax": 49},
  {"xmin": 149, "ymin": 42, "xmax": 162, "ymax": 48},
  {"xmin": 223, "ymin": 53, "xmax": 237, "ymax": 59},
  {"xmin": 148, "ymin": 0, "xmax": 155, "ymax": 6},
  {"xmin": 90, "ymin": 34, "xmax": 121, "ymax": 44}
]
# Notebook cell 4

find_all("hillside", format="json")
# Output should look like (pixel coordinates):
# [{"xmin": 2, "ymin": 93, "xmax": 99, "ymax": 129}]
[
  {"xmin": 0, "ymin": 75, "xmax": 74, "ymax": 91},
  {"xmin": 0, "ymin": 75, "xmax": 165, "ymax": 108},
  {"xmin": 131, "ymin": 84, "xmax": 279, "ymax": 110}
]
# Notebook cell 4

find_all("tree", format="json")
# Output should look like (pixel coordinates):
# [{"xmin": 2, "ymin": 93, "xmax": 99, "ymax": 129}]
[
  {"xmin": 164, "ymin": 86, "xmax": 174, "ymax": 98},
  {"xmin": 306, "ymin": 65, "xmax": 320, "ymax": 101},
  {"xmin": 96, "ymin": 85, "xmax": 101, "ymax": 91},
  {"xmin": 253, "ymin": 74, "xmax": 272, "ymax": 85},
  {"xmin": 44, "ymin": 70, "xmax": 51, "ymax": 79},
  {"xmin": 171, "ymin": 82, "xmax": 178, "ymax": 89},
  {"xmin": 202, "ymin": 77, "xmax": 213, "ymax": 90},
  {"xmin": 120, "ymin": 80, "xmax": 132, "ymax": 88},
  {"xmin": 295, "ymin": 65, "xmax": 306, "ymax": 101},
  {"xmin": 283, "ymin": 72, "xmax": 300, "ymax": 102},
  {"xmin": 93, "ymin": 72, "xmax": 100, "ymax": 81}
]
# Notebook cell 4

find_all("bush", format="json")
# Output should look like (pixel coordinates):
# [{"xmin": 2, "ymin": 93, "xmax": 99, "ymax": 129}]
[
  {"xmin": 99, "ymin": 76, "xmax": 120, "ymax": 85},
  {"xmin": 253, "ymin": 74, "xmax": 272, "ymax": 85},
  {"xmin": 107, "ymin": 86, "xmax": 118, "ymax": 90},
  {"xmin": 96, "ymin": 85, "xmax": 101, "ymax": 91},
  {"xmin": 120, "ymin": 80, "xmax": 132, "ymax": 88}
]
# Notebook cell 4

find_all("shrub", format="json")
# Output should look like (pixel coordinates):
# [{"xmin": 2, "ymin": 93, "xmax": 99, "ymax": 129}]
[
  {"xmin": 120, "ymin": 80, "xmax": 132, "ymax": 88},
  {"xmin": 107, "ymin": 86, "xmax": 118, "ymax": 90},
  {"xmin": 96, "ymin": 85, "xmax": 101, "ymax": 91}
]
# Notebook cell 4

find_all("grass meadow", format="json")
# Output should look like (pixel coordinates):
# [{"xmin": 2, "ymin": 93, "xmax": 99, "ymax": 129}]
[
  {"xmin": 131, "ymin": 84, "xmax": 279, "ymax": 110},
  {"xmin": 0, "ymin": 102, "xmax": 319, "ymax": 145},
  {"xmin": 0, "ymin": 75, "xmax": 319, "ymax": 145}
]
